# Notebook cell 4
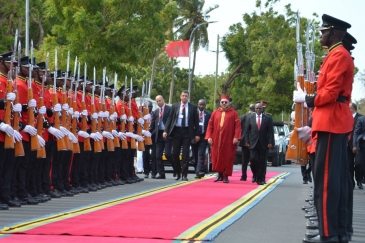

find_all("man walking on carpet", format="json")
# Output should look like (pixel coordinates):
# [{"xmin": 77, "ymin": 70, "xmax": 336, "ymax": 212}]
[{"xmin": 205, "ymin": 94, "xmax": 241, "ymax": 183}]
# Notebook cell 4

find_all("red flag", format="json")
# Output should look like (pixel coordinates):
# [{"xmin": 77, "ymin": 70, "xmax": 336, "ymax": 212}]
[{"xmin": 165, "ymin": 40, "xmax": 190, "ymax": 57}]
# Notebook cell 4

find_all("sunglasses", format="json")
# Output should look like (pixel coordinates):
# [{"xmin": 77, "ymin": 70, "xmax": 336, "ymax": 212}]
[
  {"xmin": 221, "ymin": 101, "xmax": 228, "ymax": 104},
  {"xmin": 255, "ymin": 108, "xmax": 262, "ymax": 110}
]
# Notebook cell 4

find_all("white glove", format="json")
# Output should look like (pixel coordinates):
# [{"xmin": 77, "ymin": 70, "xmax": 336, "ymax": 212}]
[
  {"xmin": 90, "ymin": 133, "xmax": 100, "ymax": 141},
  {"xmin": 77, "ymin": 131, "xmax": 90, "ymax": 138},
  {"xmin": 68, "ymin": 133, "xmax": 78, "ymax": 143},
  {"xmin": 118, "ymin": 132, "xmax": 127, "ymax": 140},
  {"xmin": 112, "ymin": 130, "xmax": 119, "ymax": 137},
  {"xmin": 303, "ymin": 102, "xmax": 308, "ymax": 108},
  {"xmin": 0, "ymin": 122, "xmax": 14, "ymax": 137},
  {"xmin": 295, "ymin": 126, "xmax": 311, "ymax": 143},
  {"xmin": 128, "ymin": 116, "xmax": 134, "ymax": 122},
  {"xmin": 290, "ymin": 111, "xmax": 295, "ymax": 121},
  {"xmin": 102, "ymin": 131, "xmax": 113, "ymax": 139},
  {"xmin": 98, "ymin": 111, "xmax": 103, "ymax": 118},
  {"xmin": 13, "ymin": 130, "xmax": 22, "ymax": 142},
  {"xmin": 13, "ymin": 103, "xmax": 22, "ymax": 112},
  {"xmin": 6, "ymin": 92, "xmax": 16, "ymax": 101},
  {"xmin": 28, "ymin": 99, "xmax": 37, "ymax": 108},
  {"xmin": 59, "ymin": 126, "xmax": 71, "ymax": 136},
  {"xmin": 113, "ymin": 112, "xmax": 117, "ymax": 118},
  {"xmin": 81, "ymin": 109, "xmax": 88, "ymax": 116},
  {"xmin": 95, "ymin": 132, "xmax": 103, "ymax": 140},
  {"xmin": 92, "ymin": 113, "xmax": 98, "ymax": 119},
  {"xmin": 38, "ymin": 106, "xmax": 46, "ymax": 115},
  {"xmin": 138, "ymin": 118, "xmax": 144, "ymax": 125},
  {"xmin": 135, "ymin": 135, "xmax": 144, "ymax": 142},
  {"xmin": 48, "ymin": 127, "xmax": 64, "ymax": 139},
  {"xmin": 37, "ymin": 135, "xmax": 46, "ymax": 147},
  {"xmin": 121, "ymin": 114, "xmax": 127, "ymax": 121},
  {"xmin": 62, "ymin": 103, "xmax": 69, "ymax": 111},
  {"xmin": 73, "ymin": 111, "xmax": 80, "ymax": 119},
  {"xmin": 53, "ymin": 104, "xmax": 61, "ymax": 112},
  {"xmin": 67, "ymin": 107, "xmax": 74, "ymax": 115},
  {"xmin": 143, "ymin": 114, "xmax": 151, "ymax": 120},
  {"xmin": 125, "ymin": 132, "xmax": 134, "ymax": 138},
  {"xmin": 103, "ymin": 111, "xmax": 109, "ymax": 118},
  {"xmin": 109, "ymin": 113, "xmax": 115, "ymax": 120},
  {"xmin": 293, "ymin": 82, "xmax": 306, "ymax": 103},
  {"xmin": 23, "ymin": 125, "xmax": 37, "ymax": 136},
  {"xmin": 142, "ymin": 130, "xmax": 151, "ymax": 137}
]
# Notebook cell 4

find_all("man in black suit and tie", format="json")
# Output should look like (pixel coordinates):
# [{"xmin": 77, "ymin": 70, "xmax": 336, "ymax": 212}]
[
  {"xmin": 353, "ymin": 115, "xmax": 365, "ymax": 184},
  {"xmin": 192, "ymin": 99, "xmax": 211, "ymax": 179},
  {"xmin": 163, "ymin": 90, "xmax": 200, "ymax": 181},
  {"xmin": 239, "ymin": 104, "xmax": 255, "ymax": 181},
  {"xmin": 348, "ymin": 103, "xmax": 363, "ymax": 189},
  {"xmin": 244, "ymin": 103, "xmax": 274, "ymax": 185},
  {"xmin": 150, "ymin": 95, "xmax": 173, "ymax": 179}
]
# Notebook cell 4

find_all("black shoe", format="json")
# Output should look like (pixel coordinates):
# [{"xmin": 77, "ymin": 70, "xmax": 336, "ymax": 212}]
[
  {"xmin": 155, "ymin": 175, "xmax": 166, "ymax": 179},
  {"xmin": 303, "ymin": 179, "xmax": 308, "ymax": 184},
  {"xmin": 144, "ymin": 174, "xmax": 149, "ymax": 178},
  {"xmin": 34, "ymin": 195, "xmax": 48, "ymax": 203},
  {"xmin": 338, "ymin": 235, "xmax": 348, "ymax": 243},
  {"xmin": 151, "ymin": 174, "xmax": 156, "ymax": 179},
  {"xmin": 305, "ymin": 211, "xmax": 317, "ymax": 218},
  {"xmin": 105, "ymin": 181, "xmax": 113, "ymax": 187},
  {"xmin": 13, "ymin": 196, "xmax": 27, "ymax": 205},
  {"xmin": 134, "ymin": 175, "xmax": 144, "ymax": 182},
  {"xmin": 302, "ymin": 205, "xmax": 314, "ymax": 210},
  {"xmin": 175, "ymin": 174, "xmax": 181, "ymax": 180},
  {"xmin": 303, "ymin": 235, "xmax": 339, "ymax": 243},
  {"xmin": 125, "ymin": 178, "xmax": 135, "ymax": 184},
  {"xmin": 240, "ymin": 177, "xmax": 247, "ymax": 181},
  {"xmin": 305, "ymin": 230, "xmax": 319, "ymax": 239},
  {"xmin": 181, "ymin": 176, "xmax": 188, "ymax": 181},
  {"xmin": 22, "ymin": 196, "xmax": 38, "ymax": 205},
  {"xmin": 223, "ymin": 177, "xmax": 229, "ymax": 183},
  {"xmin": 214, "ymin": 176, "xmax": 223, "ymax": 182},
  {"xmin": 357, "ymin": 181, "xmax": 363, "ymax": 189},
  {"xmin": 87, "ymin": 184, "xmax": 98, "ymax": 192},
  {"xmin": 308, "ymin": 173, "xmax": 313, "ymax": 183},
  {"xmin": 118, "ymin": 179, "xmax": 125, "ymax": 185},
  {"xmin": 61, "ymin": 190, "xmax": 74, "ymax": 197},
  {"xmin": 48, "ymin": 190, "xmax": 62, "ymax": 198},
  {"xmin": 6, "ymin": 200, "xmax": 21, "ymax": 207},
  {"xmin": 80, "ymin": 187, "xmax": 89, "ymax": 193},
  {"xmin": 252, "ymin": 177, "xmax": 257, "ymax": 183},
  {"xmin": 195, "ymin": 175, "xmax": 202, "ymax": 179},
  {"xmin": 0, "ymin": 203, "xmax": 9, "ymax": 210},
  {"xmin": 173, "ymin": 172, "xmax": 177, "ymax": 177},
  {"xmin": 305, "ymin": 197, "xmax": 314, "ymax": 202},
  {"xmin": 306, "ymin": 220, "xmax": 319, "ymax": 230}
]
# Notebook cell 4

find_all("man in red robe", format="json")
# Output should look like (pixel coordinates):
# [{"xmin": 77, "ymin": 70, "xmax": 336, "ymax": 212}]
[{"xmin": 205, "ymin": 94, "xmax": 241, "ymax": 183}]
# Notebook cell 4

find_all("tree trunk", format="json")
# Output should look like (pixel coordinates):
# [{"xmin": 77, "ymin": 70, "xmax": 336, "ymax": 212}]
[{"xmin": 221, "ymin": 63, "xmax": 245, "ymax": 94}]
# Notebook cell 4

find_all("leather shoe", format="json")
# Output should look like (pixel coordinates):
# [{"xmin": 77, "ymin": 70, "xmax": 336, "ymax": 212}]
[
  {"xmin": 6, "ymin": 200, "xmax": 21, "ymax": 207},
  {"xmin": 223, "ymin": 177, "xmax": 229, "ymax": 183},
  {"xmin": 175, "ymin": 174, "xmax": 181, "ymax": 180},
  {"xmin": 305, "ymin": 197, "xmax": 314, "ymax": 202},
  {"xmin": 0, "ymin": 203, "xmax": 9, "ymax": 210},
  {"xmin": 305, "ymin": 212, "xmax": 317, "ymax": 218},
  {"xmin": 155, "ymin": 175, "xmax": 166, "ymax": 179},
  {"xmin": 181, "ymin": 176, "xmax": 188, "ymax": 181},
  {"xmin": 151, "ymin": 174, "xmax": 156, "ymax": 179},
  {"xmin": 257, "ymin": 181, "xmax": 265, "ymax": 185},
  {"xmin": 308, "ymin": 173, "xmax": 312, "ymax": 183},
  {"xmin": 357, "ymin": 181, "xmax": 363, "ymax": 189},
  {"xmin": 240, "ymin": 177, "xmax": 247, "ymax": 181},
  {"xmin": 305, "ymin": 230, "xmax": 319, "ymax": 239},
  {"xmin": 214, "ymin": 176, "xmax": 223, "ymax": 182},
  {"xmin": 338, "ymin": 235, "xmax": 348, "ymax": 243},
  {"xmin": 306, "ymin": 220, "xmax": 319, "ymax": 230},
  {"xmin": 252, "ymin": 177, "xmax": 257, "ymax": 183},
  {"xmin": 144, "ymin": 174, "xmax": 149, "ymax": 179},
  {"xmin": 302, "ymin": 235, "xmax": 339, "ymax": 243},
  {"xmin": 302, "ymin": 205, "xmax": 314, "ymax": 210}
]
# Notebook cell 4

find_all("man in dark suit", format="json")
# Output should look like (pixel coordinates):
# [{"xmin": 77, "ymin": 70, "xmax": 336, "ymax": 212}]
[
  {"xmin": 244, "ymin": 103, "xmax": 274, "ymax": 185},
  {"xmin": 150, "ymin": 95, "xmax": 172, "ymax": 179},
  {"xmin": 353, "ymin": 115, "xmax": 365, "ymax": 184},
  {"xmin": 348, "ymin": 103, "xmax": 362, "ymax": 189},
  {"xmin": 239, "ymin": 104, "xmax": 255, "ymax": 181},
  {"xmin": 192, "ymin": 99, "xmax": 211, "ymax": 179},
  {"xmin": 163, "ymin": 90, "xmax": 200, "ymax": 181}
]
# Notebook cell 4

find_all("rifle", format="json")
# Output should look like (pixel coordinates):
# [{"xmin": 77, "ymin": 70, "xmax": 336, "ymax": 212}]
[
  {"xmin": 286, "ymin": 12, "xmax": 308, "ymax": 165},
  {"xmin": 137, "ymin": 83, "xmax": 145, "ymax": 151},
  {"xmin": 143, "ymin": 80, "xmax": 152, "ymax": 145},
  {"xmin": 71, "ymin": 61, "xmax": 81, "ymax": 153},
  {"xmin": 128, "ymin": 77, "xmax": 136, "ymax": 149},
  {"xmin": 91, "ymin": 67, "xmax": 102, "ymax": 152},
  {"xmin": 4, "ymin": 31, "xmax": 18, "ymax": 149},
  {"xmin": 62, "ymin": 51, "xmax": 72, "ymax": 150},
  {"xmin": 102, "ymin": 68, "xmax": 114, "ymax": 151},
  {"xmin": 28, "ymin": 40, "xmax": 41, "ymax": 151},
  {"xmin": 97, "ymin": 75, "xmax": 105, "ymax": 150},
  {"xmin": 36, "ymin": 53, "xmax": 48, "ymax": 158},
  {"xmin": 111, "ymin": 73, "xmax": 120, "ymax": 147},
  {"xmin": 120, "ymin": 76, "xmax": 128, "ymax": 149},
  {"xmin": 81, "ymin": 63, "xmax": 92, "ymax": 151}
]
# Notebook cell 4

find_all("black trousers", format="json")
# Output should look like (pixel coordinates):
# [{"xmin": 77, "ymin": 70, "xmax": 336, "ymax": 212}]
[
  {"xmin": 11, "ymin": 141, "xmax": 31, "ymax": 199},
  {"xmin": 143, "ymin": 144, "xmax": 156, "ymax": 175},
  {"xmin": 25, "ymin": 150, "xmax": 38, "ymax": 196},
  {"xmin": 314, "ymin": 132, "xmax": 348, "ymax": 238},
  {"xmin": 71, "ymin": 144, "xmax": 82, "ymax": 188},
  {"xmin": 192, "ymin": 133, "xmax": 207, "ymax": 175},
  {"xmin": 0, "ymin": 144, "xmax": 15, "ymax": 202},
  {"xmin": 62, "ymin": 150, "xmax": 73, "ymax": 190},
  {"xmin": 358, "ymin": 140, "xmax": 365, "ymax": 182},
  {"xmin": 171, "ymin": 127, "xmax": 190, "ymax": 177},
  {"xmin": 347, "ymin": 146, "xmax": 362, "ymax": 188},
  {"xmin": 105, "ymin": 149, "xmax": 115, "ymax": 182},
  {"xmin": 42, "ymin": 140, "xmax": 53, "ymax": 193},
  {"xmin": 240, "ymin": 146, "xmax": 250, "ymax": 179},
  {"xmin": 249, "ymin": 142, "xmax": 267, "ymax": 182},
  {"xmin": 155, "ymin": 132, "xmax": 172, "ymax": 176},
  {"xmin": 301, "ymin": 161, "xmax": 312, "ymax": 180},
  {"xmin": 118, "ymin": 146, "xmax": 129, "ymax": 181}
]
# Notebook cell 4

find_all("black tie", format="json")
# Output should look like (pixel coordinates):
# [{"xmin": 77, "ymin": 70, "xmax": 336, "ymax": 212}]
[{"xmin": 182, "ymin": 104, "xmax": 186, "ymax": 127}]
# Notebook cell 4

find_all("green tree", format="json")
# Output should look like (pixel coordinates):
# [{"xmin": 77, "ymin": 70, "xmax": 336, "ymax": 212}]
[{"xmin": 173, "ymin": 0, "xmax": 218, "ymax": 77}]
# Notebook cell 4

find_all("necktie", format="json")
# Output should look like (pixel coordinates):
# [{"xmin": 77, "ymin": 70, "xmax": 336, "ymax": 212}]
[
  {"xmin": 200, "ymin": 111, "xmax": 203, "ymax": 134},
  {"xmin": 182, "ymin": 104, "xmax": 186, "ymax": 127},
  {"xmin": 257, "ymin": 115, "xmax": 261, "ymax": 130},
  {"xmin": 159, "ymin": 107, "xmax": 163, "ymax": 122}
]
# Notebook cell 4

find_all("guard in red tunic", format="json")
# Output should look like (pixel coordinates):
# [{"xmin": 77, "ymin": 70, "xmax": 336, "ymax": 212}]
[
  {"xmin": 205, "ymin": 94, "xmax": 241, "ymax": 183},
  {"xmin": 294, "ymin": 14, "xmax": 354, "ymax": 243}
]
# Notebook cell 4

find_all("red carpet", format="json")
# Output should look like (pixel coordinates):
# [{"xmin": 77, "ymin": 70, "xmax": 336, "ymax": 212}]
[{"xmin": 1, "ymin": 171, "xmax": 283, "ymax": 242}]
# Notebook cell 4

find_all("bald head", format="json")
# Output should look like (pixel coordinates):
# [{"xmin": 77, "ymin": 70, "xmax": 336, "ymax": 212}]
[
  {"xmin": 198, "ymin": 99, "xmax": 206, "ymax": 111},
  {"xmin": 156, "ymin": 95, "xmax": 165, "ymax": 107}
]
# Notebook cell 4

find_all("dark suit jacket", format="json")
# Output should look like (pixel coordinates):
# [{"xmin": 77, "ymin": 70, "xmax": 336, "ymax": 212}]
[
  {"xmin": 198, "ymin": 109, "xmax": 211, "ymax": 135},
  {"xmin": 349, "ymin": 113, "xmax": 362, "ymax": 148},
  {"xmin": 150, "ymin": 105, "xmax": 172, "ymax": 143},
  {"xmin": 353, "ymin": 115, "xmax": 365, "ymax": 149},
  {"xmin": 239, "ymin": 112, "xmax": 253, "ymax": 147},
  {"xmin": 164, "ymin": 102, "xmax": 200, "ymax": 140},
  {"xmin": 244, "ymin": 113, "xmax": 274, "ymax": 150}
]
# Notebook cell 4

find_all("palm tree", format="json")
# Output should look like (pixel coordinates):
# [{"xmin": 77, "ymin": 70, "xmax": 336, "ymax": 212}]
[{"xmin": 174, "ymin": 0, "xmax": 218, "ymax": 79}]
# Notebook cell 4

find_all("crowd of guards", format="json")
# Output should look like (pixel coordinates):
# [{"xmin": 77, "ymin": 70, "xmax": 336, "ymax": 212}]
[{"xmin": 0, "ymin": 50, "xmax": 150, "ymax": 210}]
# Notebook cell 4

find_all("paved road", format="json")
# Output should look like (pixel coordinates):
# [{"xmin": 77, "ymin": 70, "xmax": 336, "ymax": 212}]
[{"xmin": 0, "ymin": 164, "xmax": 364, "ymax": 243}]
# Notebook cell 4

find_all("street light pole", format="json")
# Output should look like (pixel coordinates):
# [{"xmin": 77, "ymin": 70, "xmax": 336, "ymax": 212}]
[
  {"xmin": 188, "ymin": 21, "xmax": 217, "ymax": 98},
  {"xmin": 214, "ymin": 34, "xmax": 219, "ymax": 109}
]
